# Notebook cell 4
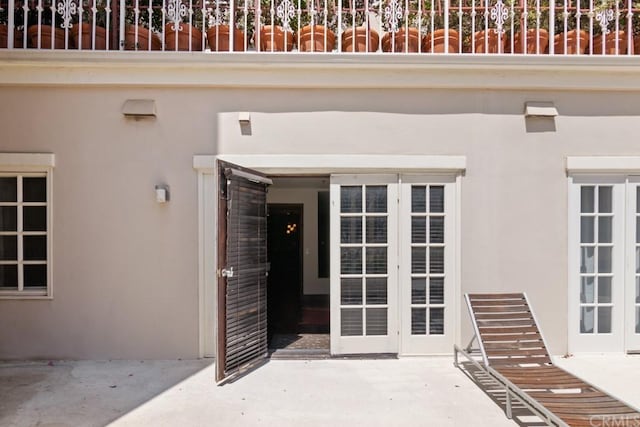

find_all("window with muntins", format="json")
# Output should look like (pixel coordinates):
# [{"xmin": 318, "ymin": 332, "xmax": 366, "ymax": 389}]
[{"xmin": 0, "ymin": 173, "xmax": 50, "ymax": 297}]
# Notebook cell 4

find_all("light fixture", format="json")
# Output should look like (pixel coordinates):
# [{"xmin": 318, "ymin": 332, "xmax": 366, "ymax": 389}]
[
  {"xmin": 122, "ymin": 99, "xmax": 157, "ymax": 118},
  {"xmin": 155, "ymin": 184, "xmax": 170, "ymax": 203},
  {"xmin": 524, "ymin": 102, "xmax": 558, "ymax": 118}
]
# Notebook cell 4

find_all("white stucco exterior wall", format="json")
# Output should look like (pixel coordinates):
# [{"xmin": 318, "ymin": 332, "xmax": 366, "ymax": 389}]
[{"xmin": 1, "ymin": 55, "xmax": 640, "ymax": 359}]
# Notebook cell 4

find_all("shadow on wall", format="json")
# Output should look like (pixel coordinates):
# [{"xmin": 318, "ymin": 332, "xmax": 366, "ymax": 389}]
[
  {"xmin": 525, "ymin": 117, "xmax": 557, "ymax": 133},
  {"xmin": 0, "ymin": 359, "xmax": 213, "ymax": 426}
]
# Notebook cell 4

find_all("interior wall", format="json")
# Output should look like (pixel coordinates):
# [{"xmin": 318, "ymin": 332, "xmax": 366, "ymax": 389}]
[{"xmin": 267, "ymin": 184, "xmax": 329, "ymax": 295}]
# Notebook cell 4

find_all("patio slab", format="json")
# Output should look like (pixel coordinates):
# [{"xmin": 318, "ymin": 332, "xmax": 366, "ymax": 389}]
[
  {"xmin": 2, "ymin": 354, "xmax": 639, "ymax": 427},
  {"xmin": 1, "ymin": 357, "xmax": 515, "ymax": 427}
]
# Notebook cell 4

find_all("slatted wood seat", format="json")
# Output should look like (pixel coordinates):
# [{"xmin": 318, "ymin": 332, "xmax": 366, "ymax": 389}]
[{"xmin": 454, "ymin": 292, "xmax": 640, "ymax": 427}]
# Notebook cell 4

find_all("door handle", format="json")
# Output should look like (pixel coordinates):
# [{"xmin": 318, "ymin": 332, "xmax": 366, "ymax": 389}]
[{"xmin": 221, "ymin": 267, "xmax": 234, "ymax": 278}]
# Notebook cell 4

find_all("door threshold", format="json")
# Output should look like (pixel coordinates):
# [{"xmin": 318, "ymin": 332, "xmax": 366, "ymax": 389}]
[
  {"xmin": 331, "ymin": 353, "xmax": 398, "ymax": 360},
  {"xmin": 269, "ymin": 348, "xmax": 331, "ymax": 360}
]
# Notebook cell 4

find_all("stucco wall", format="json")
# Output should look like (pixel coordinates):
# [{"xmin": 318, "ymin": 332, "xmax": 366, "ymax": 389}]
[{"xmin": 1, "ymin": 84, "xmax": 639, "ymax": 359}]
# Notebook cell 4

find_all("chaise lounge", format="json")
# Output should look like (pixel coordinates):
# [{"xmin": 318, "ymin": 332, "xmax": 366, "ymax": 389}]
[{"xmin": 454, "ymin": 292, "xmax": 640, "ymax": 427}]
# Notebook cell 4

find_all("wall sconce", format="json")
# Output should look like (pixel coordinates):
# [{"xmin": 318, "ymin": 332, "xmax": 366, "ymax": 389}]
[
  {"xmin": 122, "ymin": 99, "xmax": 157, "ymax": 118},
  {"xmin": 155, "ymin": 184, "xmax": 170, "ymax": 203}
]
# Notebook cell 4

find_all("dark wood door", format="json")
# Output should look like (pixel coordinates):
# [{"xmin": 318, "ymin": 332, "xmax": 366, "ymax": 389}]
[{"xmin": 215, "ymin": 160, "xmax": 272, "ymax": 384}]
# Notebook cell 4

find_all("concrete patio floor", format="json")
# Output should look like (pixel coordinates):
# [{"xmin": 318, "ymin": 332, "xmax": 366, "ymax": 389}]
[{"xmin": 1, "ymin": 355, "xmax": 639, "ymax": 427}]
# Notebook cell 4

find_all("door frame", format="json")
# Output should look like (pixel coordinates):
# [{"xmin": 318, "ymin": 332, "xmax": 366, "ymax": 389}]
[{"xmin": 193, "ymin": 154, "xmax": 466, "ymax": 359}]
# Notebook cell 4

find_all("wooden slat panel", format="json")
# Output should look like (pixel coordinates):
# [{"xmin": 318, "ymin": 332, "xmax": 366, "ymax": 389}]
[
  {"xmin": 475, "ymin": 312, "xmax": 533, "ymax": 320},
  {"xmin": 468, "ymin": 293, "xmax": 524, "ymax": 300},
  {"xmin": 485, "ymin": 348, "xmax": 549, "ymax": 357},
  {"xmin": 479, "ymin": 326, "xmax": 540, "ymax": 334},
  {"xmin": 473, "ymin": 305, "xmax": 530, "ymax": 313},
  {"xmin": 477, "ymin": 319, "xmax": 537, "ymax": 327},
  {"xmin": 488, "ymin": 356, "xmax": 552, "ymax": 366},
  {"xmin": 481, "ymin": 333, "xmax": 543, "ymax": 342}
]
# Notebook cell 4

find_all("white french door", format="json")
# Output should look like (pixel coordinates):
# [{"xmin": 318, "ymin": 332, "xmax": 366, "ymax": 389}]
[
  {"xmin": 399, "ymin": 176, "xmax": 456, "ymax": 355},
  {"xmin": 330, "ymin": 175, "xmax": 398, "ymax": 355},
  {"xmin": 330, "ymin": 174, "xmax": 458, "ymax": 356},
  {"xmin": 626, "ymin": 178, "xmax": 640, "ymax": 352},
  {"xmin": 569, "ymin": 176, "xmax": 640, "ymax": 353}
]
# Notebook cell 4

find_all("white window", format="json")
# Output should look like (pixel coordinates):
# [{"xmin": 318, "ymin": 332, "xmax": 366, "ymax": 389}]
[{"xmin": 0, "ymin": 154, "xmax": 54, "ymax": 299}]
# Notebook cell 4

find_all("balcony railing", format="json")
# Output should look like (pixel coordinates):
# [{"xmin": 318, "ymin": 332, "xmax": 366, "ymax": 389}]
[{"xmin": 0, "ymin": 0, "xmax": 639, "ymax": 54}]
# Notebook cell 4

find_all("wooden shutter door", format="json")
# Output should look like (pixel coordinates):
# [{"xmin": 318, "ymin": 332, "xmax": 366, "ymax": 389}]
[{"xmin": 216, "ymin": 160, "xmax": 272, "ymax": 383}]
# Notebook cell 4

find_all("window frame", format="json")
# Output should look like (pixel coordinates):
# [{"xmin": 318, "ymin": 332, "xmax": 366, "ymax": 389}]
[{"xmin": 0, "ymin": 153, "xmax": 54, "ymax": 300}]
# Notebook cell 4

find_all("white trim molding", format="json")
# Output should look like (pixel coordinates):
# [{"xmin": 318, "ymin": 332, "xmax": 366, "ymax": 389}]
[
  {"xmin": 0, "ymin": 153, "xmax": 55, "ymax": 169},
  {"xmin": 4, "ymin": 52, "xmax": 640, "ymax": 91},
  {"xmin": 194, "ymin": 154, "xmax": 466, "ymax": 175},
  {"xmin": 567, "ymin": 156, "xmax": 640, "ymax": 174}
]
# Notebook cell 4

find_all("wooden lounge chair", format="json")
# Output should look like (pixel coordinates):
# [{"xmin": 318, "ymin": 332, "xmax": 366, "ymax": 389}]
[{"xmin": 454, "ymin": 292, "xmax": 640, "ymax": 427}]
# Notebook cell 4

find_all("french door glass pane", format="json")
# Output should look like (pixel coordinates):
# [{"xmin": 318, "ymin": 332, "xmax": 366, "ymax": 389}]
[
  {"xmin": 341, "ymin": 247, "xmax": 362, "ymax": 274},
  {"xmin": 429, "ymin": 217, "xmax": 444, "ymax": 243},
  {"xmin": 580, "ymin": 217, "xmax": 594, "ymax": 243},
  {"xmin": 636, "ymin": 248, "xmax": 640, "ymax": 274},
  {"xmin": 411, "ymin": 278, "xmax": 426, "ymax": 304},
  {"xmin": 341, "ymin": 278, "xmax": 362, "ymax": 305},
  {"xmin": 429, "ymin": 186, "xmax": 444, "ymax": 213},
  {"xmin": 411, "ymin": 186, "xmax": 426, "ymax": 213},
  {"xmin": 637, "ymin": 217, "xmax": 640, "ymax": 243},
  {"xmin": 365, "ymin": 186, "xmax": 387, "ymax": 213},
  {"xmin": 597, "ymin": 307, "xmax": 612, "ymax": 333},
  {"xmin": 429, "ymin": 247, "xmax": 444, "ymax": 274},
  {"xmin": 597, "ymin": 277, "xmax": 612, "ymax": 304},
  {"xmin": 598, "ymin": 217, "xmax": 612, "ymax": 243},
  {"xmin": 23, "ymin": 177, "xmax": 46, "ymax": 202},
  {"xmin": 412, "ymin": 247, "xmax": 426, "ymax": 274},
  {"xmin": 598, "ymin": 187, "xmax": 612, "ymax": 213},
  {"xmin": 430, "ymin": 278, "xmax": 444, "ymax": 304},
  {"xmin": 597, "ymin": 247, "xmax": 612, "ymax": 273},
  {"xmin": 411, "ymin": 217, "xmax": 426, "ymax": 243},
  {"xmin": 581, "ymin": 276, "xmax": 595, "ymax": 303},
  {"xmin": 581, "ymin": 186, "xmax": 595, "ymax": 213},
  {"xmin": 341, "ymin": 308, "xmax": 363, "ymax": 336},
  {"xmin": 366, "ymin": 278, "xmax": 387, "ymax": 304},
  {"xmin": 581, "ymin": 306, "xmax": 595, "ymax": 333},
  {"xmin": 366, "ymin": 217, "xmax": 387, "ymax": 243},
  {"xmin": 341, "ymin": 187, "xmax": 362, "ymax": 213},
  {"xmin": 411, "ymin": 308, "xmax": 426, "ymax": 335},
  {"xmin": 429, "ymin": 308, "xmax": 445, "ymax": 334},
  {"xmin": 636, "ymin": 277, "xmax": 640, "ymax": 303},
  {"xmin": 0, "ymin": 177, "xmax": 17, "ymax": 202},
  {"xmin": 580, "ymin": 247, "xmax": 595, "ymax": 273},
  {"xmin": 341, "ymin": 217, "xmax": 362, "ymax": 244},
  {"xmin": 0, "ymin": 265, "xmax": 18, "ymax": 288},
  {"xmin": 636, "ymin": 307, "xmax": 640, "ymax": 334},
  {"xmin": 0, "ymin": 206, "xmax": 17, "ymax": 231},
  {"xmin": 366, "ymin": 308, "xmax": 387, "ymax": 335},
  {"xmin": 366, "ymin": 247, "xmax": 387, "ymax": 274}
]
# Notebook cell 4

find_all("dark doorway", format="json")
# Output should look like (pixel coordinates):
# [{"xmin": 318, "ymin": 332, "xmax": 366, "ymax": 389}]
[{"xmin": 267, "ymin": 204, "xmax": 303, "ymax": 340}]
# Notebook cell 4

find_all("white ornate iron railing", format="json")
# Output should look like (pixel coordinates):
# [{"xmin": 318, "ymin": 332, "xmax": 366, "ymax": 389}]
[{"xmin": 0, "ymin": 0, "xmax": 637, "ymax": 54}]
